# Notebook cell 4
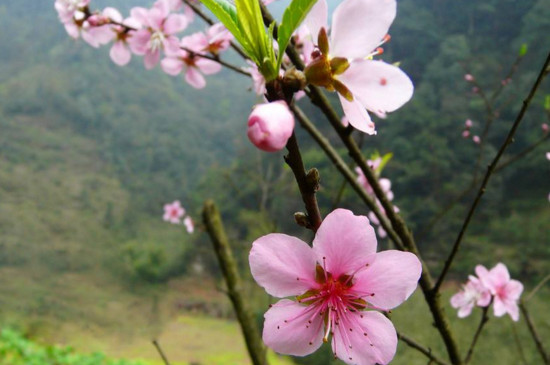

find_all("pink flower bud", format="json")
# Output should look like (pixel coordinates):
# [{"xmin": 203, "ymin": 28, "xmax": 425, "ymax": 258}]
[
  {"xmin": 472, "ymin": 135, "xmax": 481, "ymax": 144},
  {"xmin": 462, "ymin": 130, "xmax": 470, "ymax": 138},
  {"xmin": 542, "ymin": 123, "xmax": 549, "ymax": 133},
  {"xmin": 465, "ymin": 119, "xmax": 473, "ymax": 128},
  {"xmin": 464, "ymin": 74, "xmax": 475, "ymax": 82},
  {"xmin": 247, "ymin": 101, "xmax": 295, "ymax": 152}
]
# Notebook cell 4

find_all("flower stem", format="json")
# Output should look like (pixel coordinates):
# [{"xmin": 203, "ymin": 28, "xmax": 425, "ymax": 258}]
[
  {"xmin": 520, "ymin": 301, "xmax": 550, "ymax": 364},
  {"xmin": 464, "ymin": 304, "xmax": 490, "ymax": 364},
  {"xmin": 397, "ymin": 332, "xmax": 450, "ymax": 365}
]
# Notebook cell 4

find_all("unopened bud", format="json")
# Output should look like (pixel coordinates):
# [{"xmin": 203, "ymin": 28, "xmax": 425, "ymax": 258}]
[
  {"xmin": 464, "ymin": 74, "xmax": 475, "ymax": 82},
  {"xmin": 465, "ymin": 119, "xmax": 473, "ymax": 128},
  {"xmin": 247, "ymin": 101, "xmax": 295, "ymax": 152},
  {"xmin": 306, "ymin": 168, "xmax": 320, "ymax": 191},
  {"xmin": 472, "ymin": 135, "xmax": 481, "ymax": 144},
  {"xmin": 283, "ymin": 67, "xmax": 307, "ymax": 93},
  {"xmin": 542, "ymin": 123, "xmax": 549, "ymax": 133},
  {"xmin": 294, "ymin": 212, "xmax": 309, "ymax": 228}
]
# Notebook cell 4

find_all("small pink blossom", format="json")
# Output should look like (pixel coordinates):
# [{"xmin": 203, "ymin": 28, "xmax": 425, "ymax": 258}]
[
  {"xmin": 450, "ymin": 276, "xmax": 491, "ymax": 318},
  {"xmin": 203, "ymin": 23, "xmax": 233, "ymax": 54},
  {"xmin": 465, "ymin": 119, "xmax": 473, "ymax": 128},
  {"xmin": 472, "ymin": 86, "xmax": 479, "ymax": 94},
  {"xmin": 303, "ymin": 0, "xmax": 413, "ymax": 135},
  {"xmin": 128, "ymin": 0, "xmax": 188, "ymax": 69},
  {"xmin": 250, "ymin": 209, "xmax": 421, "ymax": 364},
  {"xmin": 247, "ymin": 101, "xmax": 295, "ymax": 152},
  {"xmin": 476, "ymin": 263, "xmax": 523, "ymax": 321},
  {"xmin": 472, "ymin": 135, "xmax": 481, "ymax": 144},
  {"xmin": 163, "ymin": 200, "xmax": 185, "ymax": 224},
  {"xmin": 462, "ymin": 130, "xmax": 470, "ymax": 138},
  {"xmin": 546, "ymin": 152, "xmax": 550, "ymax": 160},
  {"xmin": 542, "ymin": 123, "xmax": 549, "ymax": 133},
  {"xmin": 243, "ymin": 61, "xmax": 267, "ymax": 96},
  {"xmin": 161, "ymin": 35, "xmax": 222, "ymax": 88},
  {"xmin": 55, "ymin": 0, "xmax": 90, "ymax": 23},
  {"xmin": 464, "ymin": 74, "xmax": 475, "ymax": 82},
  {"xmin": 183, "ymin": 216, "xmax": 195, "ymax": 233}
]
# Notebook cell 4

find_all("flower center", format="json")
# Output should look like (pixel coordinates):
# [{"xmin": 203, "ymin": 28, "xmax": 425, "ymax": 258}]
[{"xmin": 149, "ymin": 31, "xmax": 166, "ymax": 52}]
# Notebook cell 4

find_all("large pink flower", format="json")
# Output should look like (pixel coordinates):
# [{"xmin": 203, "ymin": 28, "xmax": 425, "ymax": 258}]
[
  {"xmin": 476, "ymin": 263, "xmax": 523, "ymax": 321},
  {"xmin": 249, "ymin": 209, "xmax": 421, "ymax": 364},
  {"xmin": 303, "ymin": 0, "xmax": 413, "ymax": 134},
  {"xmin": 450, "ymin": 275, "xmax": 491, "ymax": 318},
  {"xmin": 128, "ymin": 0, "xmax": 188, "ymax": 69}
]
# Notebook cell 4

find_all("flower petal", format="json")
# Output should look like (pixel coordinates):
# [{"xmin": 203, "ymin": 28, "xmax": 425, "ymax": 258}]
[
  {"xmin": 304, "ymin": 0, "xmax": 328, "ymax": 43},
  {"xmin": 164, "ymin": 13, "xmax": 188, "ymax": 35},
  {"xmin": 262, "ymin": 299, "xmax": 324, "ymax": 356},
  {"xmin": 110, "ymin": 41, "xmax": 131, "ymax": 66},
  {"xmin": 330, "ymin": 0, "xmax": 396, "ymax": 59},
  {"xmin": 195, "ymin": 58, "xmax": 222, "ymax": 75},
  {"xmin": 339, "ymin": 60, "xmax": 414, "ymax": 114},
  {"xmin": 338, "ymin": 95, "xmax": 376, "ymax": 135},
  {"xmin": 249, "ymin": 233, "xmax": 316, "ymax": 298},
  {"xmin": 313, "ymin": 209, "xmax": 377, "ymax": 277},
  {"xmin": 185, "ymin": 67, "xmax": 206, "ymax": 89},
  {"xmin": 144, "ymin": 49, "xmax": 160, "ymax": 69},
  {"xmin": 353, "ymin": 250, "xmax": 421, "ymax": 310},
  {"xmin": 332, "ymin": 311, "xmax": 397, "ymax": 365}
]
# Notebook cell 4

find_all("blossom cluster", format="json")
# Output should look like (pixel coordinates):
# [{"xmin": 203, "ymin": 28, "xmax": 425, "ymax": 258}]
[
  {"xmin": 450, "ymin": 263, "xmax": 523, "ymax": 321},
  {"xmin": 163, "ymin": 200, "xmax": 194, "ymax": 233},
  {"xmin": 54, "ymin": 0, "xmax": 232, "ymax": 89}
]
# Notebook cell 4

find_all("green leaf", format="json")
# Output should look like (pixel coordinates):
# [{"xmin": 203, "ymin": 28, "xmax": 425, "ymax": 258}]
[
  {"xmin": 544, "ymin": 95, "xmax": 550, "ymax": 111},
  {"xmin": 276, "ymin": 0, "xmax": 318, "ymax": 69},
  {"xmin": 199, "ymin": 0, "xmax": 254, "ymax": 58}
]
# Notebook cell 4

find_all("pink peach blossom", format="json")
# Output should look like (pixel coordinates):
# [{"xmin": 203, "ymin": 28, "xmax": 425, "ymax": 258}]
[
  {"xmin": 163, "ymin": 200, "xmax": 185, "ymax": 224},
  {"xmin": 303, "ymin": 0, "xmax": 413, "ymax": 135},
  {"xmin": 243, "ymin": 61, "xmax": 267, "ymax": 96},
  {"xmin": 450, "ymin": 276, "xmax": 491, "ymax": 318},
  {"xmin": 462, "ymin": 130, "xmax": 470, "ymax": 138},
  {"xmin": 465, "ymin": 119, "xmax": 473, "ymax": 128},
  {"xmin": 183, "ymin": 216, "xmax": 194, "ymax": 233},
  {"xmin": 55, "ymin": 0, "xmax": 90, "ymax": 23},
  {"xmin": 247, "ymin": 101, "xmax": 295, "ymax": 152},
  {"xmin": 464, "ymin": 74, "xmax": 475, "ymax": 82},
  {"xmin": 250, "ymin": 209, "xmax": 421, "ymax": 364},
  {"xmin": 476, "ymin": 263, "xmax": 523, "ymax": 321},
  {"xmin": 472, "ymin": 135, "xmax": 481, "ymax": 144},
  {"xmin": 128, "ymin": 0, "xmax": 188, "ymax": 69},
  {"xmin": 161, "ymin": 34, "xmax": 222, "ymax": 88},
  {"xmin": 542, "ymin": 123, "xmax": 549, "ymax": 133}
]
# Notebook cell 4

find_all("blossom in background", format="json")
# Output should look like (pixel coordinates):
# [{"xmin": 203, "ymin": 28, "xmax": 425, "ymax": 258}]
[
  {"xmin": 542, "ymin": 123, "xmax": 549, "ymax": 133},
  {"xmin": 464, "ymin": 74, "xmax": 475, "ymax": 82},
  {"xmin": 472, "ymin": 135, "xmax": 480, "ymax": 144},
  {"xmin": 55, "ymin": 0, "xmax": 90, "ymax": 23},
  {"xmin": 99, "ymin": 8, "xmax": 142, "ymax": 66},
  {"xmin": 163, "ymin": 200, "xmax": 185, "ymax": 224},
  {"xmin": 202, "ymin": 23, "xmax": 233, "ymax": 55},
  {"xmin": 247, "ymin": 101, "xmax": 295, "ymax": 152},
  {"xmin": 243, "ymin": 61, "xmax": 267, "ymax": 96},
  {"xmin": 249, "ymin": 209, "xmax": 421, "ymax": 364},
  {"xmin": 303, "ymin": 0, "xmax": 413, "ymax": 135},
  {"xmin": 128, "ymin": 0, "xmax": 188, "ymax": 69},
  {"xmin": 183, "ymin": 216, "xmax": 194, "ymax": 233},
  {"xmin": 161, "ymin": 34, "xmax": 222, "ymax": 88},
  {"xmin": 450, "ymin": 275, "xmax": 491, "ymax": 318},
  {"xmin": 476, "ymin": 263, "xmax": 523, "ymax": 321}
]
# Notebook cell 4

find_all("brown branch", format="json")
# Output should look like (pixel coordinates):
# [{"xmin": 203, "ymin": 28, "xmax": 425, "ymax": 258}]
[
  {"xmin": 202, "ymin": 201, "xmax": 268, "ymax": 365},
  {"xmin": 464, "ymin": 304, "xmax": 490, "ymax": 364},
  {"xmin": 152, "ymin": 339, "xmax": 171, "ymax": 365},
  {"xmin": 398, "ymin": 332, "xmax": 450, "ymax": 365},
  {"xmin": 520, "ymin": 301, "xmax": 550, "ymax": 364},
  {"xmin": 434, "ymin": 51, "xmax": 550, "ymax": 293},
  {"xmin": 494, "ymin": 133, "xmax": 550, "ymax": 173}
]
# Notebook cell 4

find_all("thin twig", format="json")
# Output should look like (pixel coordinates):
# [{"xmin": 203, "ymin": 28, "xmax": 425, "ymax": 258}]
[
  {"xmin": 494, "ymin": 134, "xmax": 550, "ymax": 173},
  {"xmin": 434, "ymin": 51, "xmax": 550, "ymax": 293},
  {"xmin": 152, "ymin": 339, "xmax": 171, "ymax": 365},
  {"xmin": 398, "ymin": 332, "xmax": 450, "ymax": 365},
  {"xmin": 520, "ymin": 301, "xmax": 550, "ymax": 364},
  {"xmin": 464, "ymin": 304, "xmax": 490, "ymax": 364},
  {"xmin": 510, "ymin": 322, "xmax": 528, "ymax": 365},
  {"xmin": 525, "ymin": 273, "xmax": 550, "ymax": 302}
]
